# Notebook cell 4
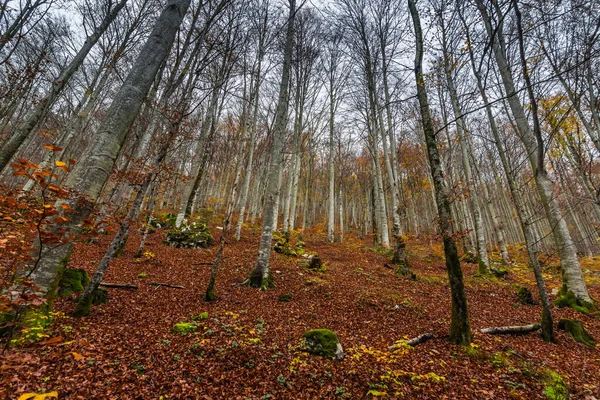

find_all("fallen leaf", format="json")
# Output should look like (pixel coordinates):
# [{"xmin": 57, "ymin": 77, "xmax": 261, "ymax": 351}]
[{"xmin": 41, "ymin": 336, "xmax": 63, "ymax": 345}]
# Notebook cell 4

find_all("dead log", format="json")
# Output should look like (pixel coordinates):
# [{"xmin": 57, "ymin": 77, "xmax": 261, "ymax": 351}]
[
  {"xmin": 149, "ymin": 281, "xmax": 184, "ymax": 289},
  {"xmin": 407, "ymin": 332, "xmax": 434, "ymax": 346},
  {"xmin": 99, "ymin": 282, "xmax": 138, "ymax": 289},
  {"xmin": 480, "ymin": 323, "xmax": 540, "ymax": 335}
]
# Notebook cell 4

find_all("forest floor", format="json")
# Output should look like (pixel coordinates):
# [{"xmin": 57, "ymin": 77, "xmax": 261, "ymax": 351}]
[{"xmin": 2, "ymin": 219, "xmax": 600, "ymax": 399}]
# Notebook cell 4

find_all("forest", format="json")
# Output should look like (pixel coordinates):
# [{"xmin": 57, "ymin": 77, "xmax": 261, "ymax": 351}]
[{"xmin": 0, "ymin": 0, "xmax": 599, "ymax": 398}]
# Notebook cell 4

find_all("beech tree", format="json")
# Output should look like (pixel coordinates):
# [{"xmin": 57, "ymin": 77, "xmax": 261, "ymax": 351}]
[
  {"xmin": 408, "ymin": 0, "xmax": 471, "ymax": 345},
  {"xmin": 244, "ymin": 0, "xmax": 297, "ymax": 289},
  {"xmin": 23, "ymin": 0, "xmax": 192, "ymax": 295},
  {"xmin": 475, "ymin": 0, "xmax": 593, "ymax": 308}
]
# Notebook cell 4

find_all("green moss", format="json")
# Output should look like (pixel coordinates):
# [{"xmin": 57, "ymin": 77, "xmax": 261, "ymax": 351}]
[
  {"xmin": 542, "ymin": 369, "xmax": 569, "ymax": 400},
  {"xmin": 172, "ymin": 322, "xmax": 198, "ymax": 335},
  {"xmin": 155, "ymin": 212, "xmax": 178, "ymax": 228},
  {"xmin": 278, "ymin": 293, "xmax": 292, "ymax": 302},
  {"xmin": 91, "ymin": 287, "xmax": 109, "ymax": 305},
  {"xmin": 554, "ymin": 290, "xmax": 596, "ymax": 315},
  {"xmin": 138, "ymin": 273, "xmax": 147, "ymax": 279},
  {"xmin": 516, "ymin": 285, "xmax": 535, "ymax": 305},
  {"xmin": 71, "ymin": 286, "xmax": 109, "ymax": 318},
  {"xmin": 58, "ymin": 268, "xmax": 90, "ymax": 297},
  {"xmin": 490, "ymin": 352, "xmax": 509, "ymax": 368},
  {"xmin": 490, "ymin": 266, "xmax": 508, "ymax": 278},
  {"xmin": 244, "ymin": 270, "xmax": 275, "ymax": 291},
  {"xmin": 478, "ymin": 259, "xmax": 489, "ymax": 275},
  {"xmin": 191, "ymin": 312, "xmax": 209, "ymax": 321},
  {"xmin": 395, "ymin": 261, "xmax": 416, "ymax": 280},
  {"xmin": 557, "ymin": 319, "xmax": 596, "ymax": 348},
  {"xmin": 302, "ymin": 329, "xmax": 340, "ymax": 359}
]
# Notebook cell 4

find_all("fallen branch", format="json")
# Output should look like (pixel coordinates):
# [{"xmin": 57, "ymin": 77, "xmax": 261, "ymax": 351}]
[
  {"xmin": 407, "ymin": 332, "xmax": 434, "ymax": 346},
  {"xmin": 192, "ymin": 262, "xmax": 214, "ymax": 266},
  {"xmin": 389, "ymin": 332, "xmax": 434, "ymax": 350},
  {"xmin": 99, "ymin": 282, "xmax": 138, "ymax": 289},
  {"xmin": 149, "ymin": 281, "xmax": 184, "ymax": 289},
  {"xmin": 480, "ymin": 323, "xmax": 540, "ymax": 335}
]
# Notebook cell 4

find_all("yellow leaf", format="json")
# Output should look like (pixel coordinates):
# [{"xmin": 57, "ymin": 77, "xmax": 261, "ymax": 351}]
[
  {"xmin": 18, "ymin": 392, "xmax": 58, "ymax": 400},
  {"xmin": 34, "ymin": 392, "xmax": 58, "ymax": 400},
  {"xmin": 55, "ymin": 160, "xmax": 66, "ymax": 167},
  {"xmin": 72, "ymin": 352, "xmax": 84, "ymax": 360}
]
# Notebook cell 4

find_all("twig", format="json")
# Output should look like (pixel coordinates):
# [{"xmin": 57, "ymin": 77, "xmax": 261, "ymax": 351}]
[
  {"xmin": 148, "ymin": 281, "xmax": 184, "ymax": 289},
  {"xmin": 99, "ymin": 282, "xmax": 138, "ymax": 289}
]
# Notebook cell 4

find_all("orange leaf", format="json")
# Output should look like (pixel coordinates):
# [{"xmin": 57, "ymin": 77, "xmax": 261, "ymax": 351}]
[
  {"xmin": 41, "ymin": 336, "xmax": 63, "ymax": 345},
  {"xmin": 43, "ymin": 144, "xmax": 62, "ymax": 152},
  {"xmin": 55, "ymin": 160, "xmax": 66, "ymax": 167},
  {"xmin": 71, "ymin": 352, "xmax": 84, "ymax": 361}
]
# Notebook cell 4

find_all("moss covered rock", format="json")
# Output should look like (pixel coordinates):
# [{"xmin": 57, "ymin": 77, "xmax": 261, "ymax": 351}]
[
  {"xmin": 58, "ymin": 268, "xmax": 90, "ymax": 297},
  {"xmin": 191, "ymin": 312, "xmax": 209, "ymax": 321},
  {"xmin": 490, "ymin": 266, "xmax": 508, "ymax": 278},
  {"xmin": 558, "ymin": 319, "xmax": 596, "ymax": 348},
  {"xmin": 172, "ymin": 322, "xmax": 198, "ymax": 335},
  {"xmin": 302, "ymin": 329, "xmax": 344, "ymax": 361},
  {"xmin": 164, "ymin": 221, "xmax": 213, "ymax": 249},
  {"xmin": 308, "ymin": 256, "xmax": 325, "ymax": 272},
  {"xmin": 515, "ymin": 285, "xmax": 535, "ymax": 305}
]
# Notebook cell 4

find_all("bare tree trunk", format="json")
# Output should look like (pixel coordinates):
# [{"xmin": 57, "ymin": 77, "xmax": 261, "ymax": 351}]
[
  {"xmin": 459, "ymin": 4, "xmax": 552, "ymax": 341},
  {"xmin": 24, "ymin": 0, "xmax": 191, "ymax": 296},
  {"xmin": 244, "ymin": 0, "xmax": 296, "ymax": 289},
  {"xmin": 408, "ymin": 0, "xmax": 471, "ymax": 345},
  {"xmin": 476, "ymin": 0, "xmax": 592, "ymax": 306}
]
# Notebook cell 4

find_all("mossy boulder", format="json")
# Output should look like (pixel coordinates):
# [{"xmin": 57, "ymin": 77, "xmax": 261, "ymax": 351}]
[
  {"xmin": 191, "ymin": 312, "xmax": 209, "ymax": 321},
  {"xmin": 172, "ymin": 322, "xmax": 198, "ymax": 335},
  {"xmin": 490, "ymin": 266, "xmax": 508, "ymax": 278},
  {"xmin": 302, "ymin": 329, "xmax": 344, "ymax": 361},
  {"xmin": 308, "ymin": 256, "xmax": 325, "ymax": 272},
  {"xmin": 58, "ymin": 268, "xmax": 90, "ymax": 297},
  {"xmin": 515, "ymin": 285, "xmax": 535, "ymax": 305},
  {"xmin": 164, "ymin": 221, "xmax": 213, "ymax": 249},
  {"xmin": 558, "ymin": 319, "xmax": 596, "ymax": 348}
]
